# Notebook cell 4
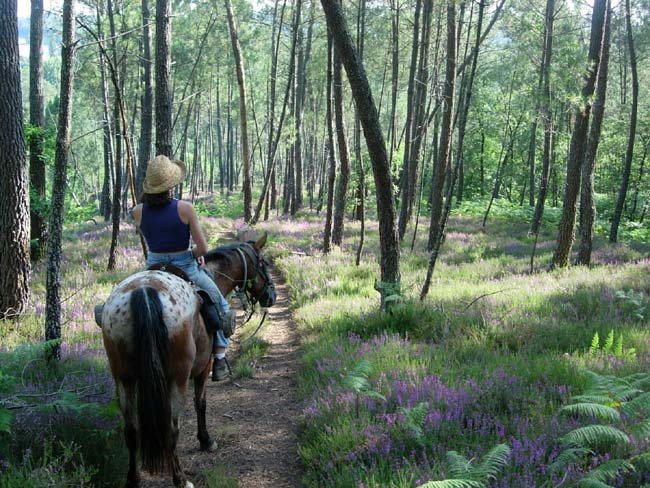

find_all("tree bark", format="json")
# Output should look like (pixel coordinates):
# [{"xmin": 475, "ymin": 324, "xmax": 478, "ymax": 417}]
[
  {"xmin": 29, "ymin": 0, "xmax": 46, "ymax": 261},
  {"xmin": 609, "ymin": 0, "xmax": 639, "ymax": 243},
  {"xmin": 427, "ymin": 1, "xmax": 456, "ymax": 251},
  {"xmin": 552, "ymin": 0, "xmax": 606, "ymax": 268},
  {"xmin": 0, "ymin": 0, "xmax": 30, "ymax": 318},
  {"xmin": 155, "ymin": 0, "xmax": 172, "ymax": 157},
  {"xmin": 320, "ymin": 0, "xmax": 401, "ymax": 310},
  {"xmin": 530, "ymin": 0, "xmax": 556, "ymax": 235},
  {"xmin": 578, "ymin": 1, "xmax": 611, "ymax": 265},
  {"xmin": 323, "ymin": 33, "xmax": 337, "ymax": 253},
  {"xmin": 331, "ymin": 19, "xmax": 351, "ymax": 247},
  {"xmin": 136, "ymin": 0, "xmax": 153, "ymax": 194},
  {"xmin": 251, "ymin": 0, "xmax": 302, "ymax": 224},
  {"xmin": 45, "ymin": 0, "xmax": 75, "ymax": 356},
  {"xmin": 224, "ymin": 0, "xmax": 252, "ymax": 222}
]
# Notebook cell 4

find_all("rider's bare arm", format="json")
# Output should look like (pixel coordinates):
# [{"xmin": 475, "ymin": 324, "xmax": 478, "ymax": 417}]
[
  {"xmin": 178, "ymin": 201, "xmax": 208, "ymax": 257},
  {"xmin": 132, "ymin": 204, "xmax": 143, "ymax": 231}
]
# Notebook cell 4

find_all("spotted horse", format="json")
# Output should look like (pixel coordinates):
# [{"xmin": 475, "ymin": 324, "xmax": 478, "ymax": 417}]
[{"xmin": 95, "ymin": 234, "xmax": 276, "ymax": 488}]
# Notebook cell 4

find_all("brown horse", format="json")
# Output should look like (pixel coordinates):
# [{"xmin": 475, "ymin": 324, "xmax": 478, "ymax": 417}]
[{"xmin": 96, "ymin": 234, "xmax": 276, "ymax": 488}]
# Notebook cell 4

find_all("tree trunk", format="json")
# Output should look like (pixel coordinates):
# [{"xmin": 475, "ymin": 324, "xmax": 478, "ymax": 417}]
[
  {"xmin": 28, "ymin": 0, "xmax": 46, "ymax": 261},
  {"xmin": 45, "ymin": 0, "xmax": 75, "ymax": 356},
  {"xmin": 427, "ymin": 1, "xmax": 456, "ymax": 251},
  {"xmin": 388, "ymin": 0, "xmax": 399, "ymax": 165},
  {"xmin": 331, "ymin": 20, "xmax": 351, "ymax": 247},
  {"xmin": 609, "ymin": 0, "xmax": 639, "ymax": 243},
  {"xmin": 320, "ymin": 0, "xmax": 401, "ymax": 310},
  {"xmin": 251, "ymin": 0, "xmax": 303, "ymax": 224},
  {"xmin": 136, "ymin": 0, "xmax": 153, "ymax": 194},
  {"xmin": 530, "ymin": 0, "xmax": 556, "ymax": 235},
  {"xmin": 155, "ymin": 0, "xmax": 172, "ymax": 157},
  {"xmin": 552, "ymin": 0, "xmax": 606, "ymax": 268},
  {"xmin": 578, "ymin": 1, "xmax": 611, "ymax": 265},
  {"xmin": 224, "ymin": 0, "xmax": 252, "ymax": 222},
  {"xmin": 323, "ymin": 33, "xmax": 337, "ymax": 253},
  {"xmin": 0, "ymin": 0, "xmax": 30, "ymax": 318}
]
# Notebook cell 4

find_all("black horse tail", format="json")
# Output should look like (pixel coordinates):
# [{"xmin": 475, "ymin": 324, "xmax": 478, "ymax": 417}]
[{"xmin": 130, "ymin": 286, "xmax": 171, "ymax": 474}]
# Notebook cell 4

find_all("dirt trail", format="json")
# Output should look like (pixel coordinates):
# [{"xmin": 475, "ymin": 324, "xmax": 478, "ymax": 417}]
[{"xmin": 141, "ymin": 268, "xmax": 302, "ymax": 487}]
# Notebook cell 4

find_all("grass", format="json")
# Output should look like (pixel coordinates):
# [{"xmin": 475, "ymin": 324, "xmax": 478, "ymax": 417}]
[
  {"xmin": 1, "ymin": 194, "xmax": 647, "ymax": 487},
  {"xmin": 256, "ymin": 199, "xmax": 649, "ymax": 487}
]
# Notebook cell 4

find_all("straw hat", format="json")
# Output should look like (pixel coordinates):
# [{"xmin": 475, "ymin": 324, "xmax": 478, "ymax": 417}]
[{"xmin": 142, "ymin": 155, "xmax": 187, "ymax": 193}]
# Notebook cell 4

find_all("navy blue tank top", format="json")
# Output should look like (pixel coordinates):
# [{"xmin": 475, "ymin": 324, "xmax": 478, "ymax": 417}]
[{"xmin": 140, "ymin": 199, "xmax": 191, "ymax": 253}]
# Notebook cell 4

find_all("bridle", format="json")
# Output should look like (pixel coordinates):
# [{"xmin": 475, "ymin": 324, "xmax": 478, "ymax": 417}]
[{"xmin": 232, "ymin": 242, "xmax": 276, "ymax": 310}]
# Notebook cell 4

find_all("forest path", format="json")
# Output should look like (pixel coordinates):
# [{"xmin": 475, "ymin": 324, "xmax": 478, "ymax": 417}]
[{"xmin": 141, "ymin": 267, "xmax": 302, "ymax": 487}]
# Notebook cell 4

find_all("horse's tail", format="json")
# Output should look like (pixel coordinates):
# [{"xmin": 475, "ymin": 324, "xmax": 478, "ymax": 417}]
[{"xmin": 130, "ymin": 286, "xmax": 171, "ymax": 474}]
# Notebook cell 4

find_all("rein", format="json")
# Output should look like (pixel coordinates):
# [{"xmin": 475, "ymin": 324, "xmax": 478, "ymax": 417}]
[{"xmin": 210, "ymin": 242, "xmax": 275, "ymax": 344}]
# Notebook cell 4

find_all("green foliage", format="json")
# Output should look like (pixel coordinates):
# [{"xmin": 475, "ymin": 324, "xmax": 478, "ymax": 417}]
[
  {"xmin": 588, "ymin": 330, "xmax": 636, "ymax": 361},
  {"xmin": 553, "ymin": 370, "xmax": 650, "ymax": 486},
  {"xmin": 614, "ymin": 290, "xmax": 647, "ymax": 321},
  {"xmin": 0, "ymin": 441, "xmax": 96, "ymax": 488},
  {"xmin": 417, "ymin": 444, "xmax": 511, "ymax": 488}
]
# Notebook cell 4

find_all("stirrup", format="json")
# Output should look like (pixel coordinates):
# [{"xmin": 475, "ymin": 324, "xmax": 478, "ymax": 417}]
[{"xmin": 221, "ymin": 310, "xmax": 235, "ymax": 338}]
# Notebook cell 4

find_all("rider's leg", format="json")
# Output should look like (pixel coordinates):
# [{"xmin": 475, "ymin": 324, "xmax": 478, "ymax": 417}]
[{"xmin": 187, "ymin": 269, "xmax": 232, "ymax": 381}]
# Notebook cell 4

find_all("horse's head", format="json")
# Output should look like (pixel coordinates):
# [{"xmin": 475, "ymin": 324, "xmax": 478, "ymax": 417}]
[
  {"xmin": 204, "ymin": 233, "xmax": 277, "ymax": 308},
  {"xmin": 242, "ymin": 233, "xmax": 277, "ymax": 308}
]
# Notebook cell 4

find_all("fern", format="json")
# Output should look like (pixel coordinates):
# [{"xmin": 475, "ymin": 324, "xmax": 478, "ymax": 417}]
[
  {"xmin": 575, "ymin": 479, "xmax": 615, "ymax": 488},
  {"xmin": 561, "ymin": 425, "xmax": 630, "ymax": 449},
  {"xmin": 603, "ymin": 330, "xmax": 615, "ymax": 353},
  {"xmin": 0, "ymin": 406, "xmax": 12, "ymax": 434},
  {"xmin": 472, "ymin": 444, "xmax": 511, "ymax": 481},
  {"xmin": 416, "ymin": 480, "xmax": 483, "ymax": 488},
  {"xmin": 446, "ymin": 451, "xmax": 472, "ymax": 479},
  {"xmin": 629, "ymin": 419, "xmax": 650, "ymax": 442},
  {"xmin": 621, "ymin": 392, "xmax": 650, "ymax": 417},
  {"xmin": 397, "ymin": 402, "xmax": 429, "ymax": 440},
  {"xmin": 548, "ymin": 447, "xmax": 594, "ymax": 474},
  {"xmin": 583, "ymin": 459, "xmax": 635, "ymax": 481},
  {"xmin": 560, "ymin": 403, "xmax": 621, "ymax": 422},
  {"xmin": 590, "ymin": 332, "xmax": 600, "ymax": 355},
  {"xmin": 417, "ymin": 445, "xmax": 510, "ymax": 488}
]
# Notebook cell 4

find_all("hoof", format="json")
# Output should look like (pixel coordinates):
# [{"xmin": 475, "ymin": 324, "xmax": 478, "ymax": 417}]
[
  {"xmin": 200, "ymin": 438, "xmax": 217, "ymax": 452},
  {"xmin": 185, "ymin": 482, "xmax": 194, "ymax": 488}
]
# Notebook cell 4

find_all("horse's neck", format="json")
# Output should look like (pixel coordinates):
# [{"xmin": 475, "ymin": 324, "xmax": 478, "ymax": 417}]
[{"xmin": 206, "ymin": 260, "xmax": 242, "ymax": 296}]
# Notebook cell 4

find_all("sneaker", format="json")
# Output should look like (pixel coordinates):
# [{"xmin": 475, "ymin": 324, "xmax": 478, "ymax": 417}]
[{"xmin": 212, "ymin": 357, "xmax": 229, "ymax": 381}]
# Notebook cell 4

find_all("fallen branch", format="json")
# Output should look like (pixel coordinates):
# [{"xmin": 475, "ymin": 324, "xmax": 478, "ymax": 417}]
[{"xmin": 462, "ymin": 288, "xmax": 515, "ymax": 312}]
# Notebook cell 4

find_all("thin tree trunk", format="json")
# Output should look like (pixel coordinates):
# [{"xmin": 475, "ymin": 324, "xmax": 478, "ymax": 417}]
[
  {"xmin": 578, "ymin": 1, "xmax": 611, "ymax": 266},
  {"xmin": 530, "ymin": 0, "xmax": 556, "ymax": 235},
  {"xmin": 323, "ymin": 33, "xmax": 336, "ymax": 253},
  {"xmin": 609, "ymin": 0, "xmax": 639, "ymax": 243},
  {"xmin": 155, "ymin": 0, "xmax": 172, "ymax": 157},
  {"xmin": 331, "ymin": 17, "xmax": 351, "ymax": 247},
  {"xmin": 552, "ymin": 0, "xmax": 607, "ymax": 268},
  {"xmin": 427, "ymin": 1, "xmax": 456, "ymax": 252},
  {"xmin": 28, "ymin": 0, "xmax": 46, "ymax": 261},
  {"xmin": 321, "ymin": 0, "xmax": 401, "ymax": 310},
  {"xmin": 251, "ymin": 0, "xmax": 303, "ymax": 224},
  {"xmin": 224, "ymin": 0, "xmax": 252, "ymax": 221},
  {"xmin": 136, "ymin": 0, "xmax": 153, "ymax": 194},
  {"xmin": 45, "ymin": 0, "xmax": 75, "ymax": 356}
]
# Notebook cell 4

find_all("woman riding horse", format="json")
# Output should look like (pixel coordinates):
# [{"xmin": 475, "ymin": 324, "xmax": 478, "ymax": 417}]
[
  {"xmin": 95, "ymin": 155, "xmax": 276, "ymax": 487},
  {"xmin": 135, "ymin": 155, "xmax": 233, "ymax": 380}
]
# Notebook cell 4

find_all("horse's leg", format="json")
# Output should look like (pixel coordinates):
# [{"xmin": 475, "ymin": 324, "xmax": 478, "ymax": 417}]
[
  {"xmin": 194, "ymin": 361, "xmax": 216, "ymax": 451},
  {"xmin": 169, "ymin": 384, "xmax": 194, "ymax": 488},
  {"xmin": 117, "ymin": 381, "xmax": 140, "ymax": 488}
]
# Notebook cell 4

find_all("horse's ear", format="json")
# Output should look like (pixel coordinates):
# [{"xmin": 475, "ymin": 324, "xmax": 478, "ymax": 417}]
[{"xmin": 254, "ymin": 232, "xmax": 268, "ymax": 250}]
